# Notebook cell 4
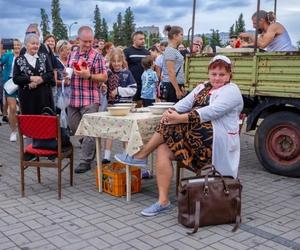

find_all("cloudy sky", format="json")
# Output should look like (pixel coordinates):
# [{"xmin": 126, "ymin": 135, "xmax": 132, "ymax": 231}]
[{"xmin": 0, "ymin": 0, "xmax": 299, "ymax": 44}]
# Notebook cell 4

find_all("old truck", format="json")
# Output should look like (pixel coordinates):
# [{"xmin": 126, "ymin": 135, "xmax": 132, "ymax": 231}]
[{"xmin": 185, "ymin": 51, "xmax": 300, "ymax": 176}]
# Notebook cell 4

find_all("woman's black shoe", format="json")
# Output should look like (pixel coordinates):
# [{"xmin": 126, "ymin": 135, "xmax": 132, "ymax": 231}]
[
  {"xmin": 24, "ymin": 153, "xmax": 36, "ymax": 161},
  {"xmin": 102, "ymin": 159, "xmax": 111, "ymax": 164},
  {"xmin": 75, "ymin": 163, "xmax": 91, "ymax": 174},
  {"xmin": 2, "ymin": 116, "xmax": 8, "ymax": 123}
]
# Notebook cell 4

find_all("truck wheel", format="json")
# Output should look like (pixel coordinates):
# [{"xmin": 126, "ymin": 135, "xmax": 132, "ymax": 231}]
[{"xmin": 254, "ymin": 111, "xmax": 300, "ymax": 177}]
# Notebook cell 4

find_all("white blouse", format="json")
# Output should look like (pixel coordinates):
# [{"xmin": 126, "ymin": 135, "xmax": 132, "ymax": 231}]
[
  {"xmin": 174, "ymin": 82, "xmax": 244, "ymax": 178},
  {"xmin": 24, "ymin": 53, "xmax": 39, "ymax": 68}
]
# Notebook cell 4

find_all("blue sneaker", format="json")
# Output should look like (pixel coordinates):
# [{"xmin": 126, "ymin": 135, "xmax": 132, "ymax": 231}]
[
  {"xmin": 114, "ymin": 153, "xmax": 148, "ymax": 167},
  {"xmin": 141, "ymin": 202, "xmax": 172, "ymax": 217}
]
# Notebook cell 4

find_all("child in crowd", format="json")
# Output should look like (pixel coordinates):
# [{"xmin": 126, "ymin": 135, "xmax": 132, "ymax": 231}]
[
  {"xmin": 102, "ymin": 48, "xmax": 137, "ymax": 164},
  {"xmin": 140, "ymin": 56, "xmax": 159, "ymax": 107}
]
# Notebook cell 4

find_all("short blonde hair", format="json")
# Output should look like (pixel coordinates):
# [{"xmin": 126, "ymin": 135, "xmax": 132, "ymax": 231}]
[
  {"xmin": 108, "ymin": 48, "xmax": 128, "ymax": 70},
  {"xmin": 56, "ymin": 40, "xmax": 69, "ymax": 53}
]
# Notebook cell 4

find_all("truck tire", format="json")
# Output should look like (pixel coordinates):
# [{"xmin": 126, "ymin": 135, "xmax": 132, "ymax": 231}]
[{"xmin": 254, "ymin": 111, "xmax": 300, "ymax": 177}]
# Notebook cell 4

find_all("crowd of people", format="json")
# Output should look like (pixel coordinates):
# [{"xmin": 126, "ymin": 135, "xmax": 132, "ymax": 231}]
[{"xmin": 0, "ymin": 9, "xmax": 295, "ymax": 215}]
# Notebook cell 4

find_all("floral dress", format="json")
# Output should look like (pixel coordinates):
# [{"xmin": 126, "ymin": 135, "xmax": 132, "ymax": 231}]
[{"xmin": 156, "ymin": 83, "xmax": 213, "ymax": 170}]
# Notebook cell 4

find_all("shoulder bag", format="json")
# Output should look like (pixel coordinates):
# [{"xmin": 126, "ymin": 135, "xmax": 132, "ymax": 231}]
[
  {"xmin": 4, "ymin": 78, "xmax": 18, "ymax": 95},
  {"xmin": 177, "ymin": 165, "xmax": 242, "ymax": 234},
  {"xmin": 158, "ymin": 65, "xmax": 182, "ymax": 101}
]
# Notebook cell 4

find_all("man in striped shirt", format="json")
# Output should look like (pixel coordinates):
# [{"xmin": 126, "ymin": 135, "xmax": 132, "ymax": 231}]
[{"xmin": 67, "ymin": 26, "xmax": 107, "ymax": 173}]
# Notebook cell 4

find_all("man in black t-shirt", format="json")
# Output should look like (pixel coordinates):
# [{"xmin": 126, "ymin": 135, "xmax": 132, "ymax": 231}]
[{"xmin": 123, "ymin": 31, "xmax": 150, "ymax": 103}]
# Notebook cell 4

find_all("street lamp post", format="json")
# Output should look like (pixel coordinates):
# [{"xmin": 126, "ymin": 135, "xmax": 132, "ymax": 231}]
[
  {"xmin": 190, "ymin": 0, "xmax": 197, "ymax": 53},
  {"xmin": 66, "ymin": 21, "xmax": 78, "ymax": 38}
]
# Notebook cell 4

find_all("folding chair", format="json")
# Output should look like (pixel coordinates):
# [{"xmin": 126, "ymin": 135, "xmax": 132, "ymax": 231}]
[
  {"xmin": 175, "ymin": 113, "xmax": 246, "ymax": 195},
  {"xmin": 17, "ymin": 115, "xmax": 73, "ymax": 199}
]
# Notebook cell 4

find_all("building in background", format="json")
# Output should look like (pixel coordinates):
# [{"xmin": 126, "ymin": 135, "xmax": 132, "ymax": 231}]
[{"xmin": 136, "ymin": 25, "xmax": 160, "ymax": 36}]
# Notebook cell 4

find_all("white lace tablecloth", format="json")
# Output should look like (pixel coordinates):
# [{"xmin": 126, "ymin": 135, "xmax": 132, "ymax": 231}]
[{"xmin": 75, "ymin": 110, "xmax": 162, "ymax": 156}]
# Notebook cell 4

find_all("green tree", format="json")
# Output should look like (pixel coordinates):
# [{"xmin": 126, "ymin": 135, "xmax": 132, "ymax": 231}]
[
  {"xmin": 182, "ymin": 40, "xmax": 189, "ymax": 48},
  {"xmin": 229, "ymin": 24, "xmax": 235, "ymax": 38},
  {"xmin": 40, "ymin": 8, "xmax": 50, "ymax": 39},
  {"xmin": 210, "ymin": 29, "xmax": 222, "ymax": 48},
  {"xmin": 149, "ymin": 33, "xmax": 160, "ymax": 47},
  {"xmin": 112, "ymin": 12, "xmax": 123, "ymax": 45},
  {"xmin": 201, "ymin": 33, "xmax": 210, "ymax": 48},
  {"xmin": 123, "ymin": 7, "xmax": 135, "ymax": 47},
  {"xmin": 228, "ymin": 13, "xmax": 245, "ymax": 38},
  {"xmin": 235, "ymin": 13, "xmax": 245, "ymax": 35},
  {"xmin": 297, "ymin": 40, "xmax": 300, "ymax": 51},
  {"xmin": 51, "ymin": 0, "xmax": 68, "ymax": 40},
  {"xmin": 111, "ymin": 23, "xmax": 118, "ymax": 44},
  {"xmin": 101, "ymin": 18, "xmax": 109, "ymax": 41},
  {"xmin": 93, "ymin": 5, "xmax": 102, "ymax": 39}
]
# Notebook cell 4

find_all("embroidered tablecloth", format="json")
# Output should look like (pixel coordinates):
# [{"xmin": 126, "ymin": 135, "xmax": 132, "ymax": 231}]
[{"xmin": 75, "ymin": 110, "xmax": 162, "ymax": 156}]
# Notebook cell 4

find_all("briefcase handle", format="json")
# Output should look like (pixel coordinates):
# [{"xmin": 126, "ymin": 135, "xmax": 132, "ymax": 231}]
[
  {"xmin": 196, "ymin": 164, "xmax": 215, "ymax": 176},
  {"xmin": 201, "ymin": 167, "xmax": 231, "ymax": 196}
]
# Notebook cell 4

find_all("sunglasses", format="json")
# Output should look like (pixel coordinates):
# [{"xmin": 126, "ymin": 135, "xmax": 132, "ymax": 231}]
[
  {"xmin": 26, "ymin": 31, "xmax": 37, "ymax": 35},
  {"xmin": 58, "ymin": 41, "xmax": 68, "ymax": 52}
]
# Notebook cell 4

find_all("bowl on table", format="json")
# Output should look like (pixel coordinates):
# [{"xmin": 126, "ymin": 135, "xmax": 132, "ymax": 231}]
[
  {"xmin": 107, "ymin": 107, "xmax": 131, "ymax": 116},
  {"xmin": 152, "ymin": 102, "xmax": 175, "ymax": 106},
  {"xmin": 113, "ymin": 103, "xmax": 136, "ymax": 112},
  {"xmin": 148, "ymin": 105, "xmax": 174, "ymax": 115},
  {"xmin": 113, "ymin": 103, "xmax": 135, "ymax": 108}
]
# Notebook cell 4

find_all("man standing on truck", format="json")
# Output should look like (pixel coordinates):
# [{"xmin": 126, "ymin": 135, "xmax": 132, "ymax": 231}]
[{"xmin": 239, "ymin": 10, "xmax": 294, "ymax": 51}]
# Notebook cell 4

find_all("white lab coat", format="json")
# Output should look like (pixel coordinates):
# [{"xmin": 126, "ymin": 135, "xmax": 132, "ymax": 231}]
[{"xmin": 174, "ymin": 82, "xmax": 244, "ymax": 178}]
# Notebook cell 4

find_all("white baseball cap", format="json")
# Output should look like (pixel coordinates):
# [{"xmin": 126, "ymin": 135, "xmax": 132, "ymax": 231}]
[{"xmin": 209, "ymin": 55, "xmax": 231, "ymax": 65}]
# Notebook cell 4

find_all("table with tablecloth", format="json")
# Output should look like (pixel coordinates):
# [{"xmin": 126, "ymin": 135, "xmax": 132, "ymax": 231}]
[{"xmin": 75, "ymin": 110, "xmax": 162, "ymax": 201}]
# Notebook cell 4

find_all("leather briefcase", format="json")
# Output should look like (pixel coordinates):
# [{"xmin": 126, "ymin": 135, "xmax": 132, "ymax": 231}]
[{"xmin": 177, "ymin": 165, "xmax": 242, "ymax": 234}]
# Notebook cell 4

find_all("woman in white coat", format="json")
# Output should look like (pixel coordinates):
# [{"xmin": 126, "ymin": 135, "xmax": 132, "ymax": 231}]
[{"xmin": 115, "ymin": 55, "xmax": 244, "ymax": 216}]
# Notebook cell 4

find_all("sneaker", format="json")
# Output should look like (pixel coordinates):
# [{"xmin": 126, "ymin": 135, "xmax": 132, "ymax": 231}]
[
  {"xmin": 75, "ymin": 162, "xmax": 91, "ymax": 174},
  {"xmin": 9, "ymin": 132, "xmax": 17, "ymax": 142},
  {"xmin": 114, "ymin": 153, "xmax": 147, "ymax": 167},
  {"xmin": 141, "ymin": 202, "xmax": 173, "ymax": 217},
  {"xmin": 102, "ymin": 159, "xmax": 111, "ymax": 164},
  {"xmin": 47, "ymin": 155, "xmax": 56, "ymax": 161},
  {"xmin": 141, "ymin": 170, "xmax": 153, "ymax": 179}
]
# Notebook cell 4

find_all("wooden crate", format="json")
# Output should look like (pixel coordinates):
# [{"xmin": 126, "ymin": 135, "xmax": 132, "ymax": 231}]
[{"xmin": 95, "ymin": 162, "xmax": 141, "ymax": 197}]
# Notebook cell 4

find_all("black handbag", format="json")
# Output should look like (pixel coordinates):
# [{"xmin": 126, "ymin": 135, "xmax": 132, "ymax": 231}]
[
  {"xmin": 158, "ymin": 65, "xmax": 182, "ymax": 101},
  {"xmin": 32, "ymin": 107, "xmax": 71, "ymax": 150}
]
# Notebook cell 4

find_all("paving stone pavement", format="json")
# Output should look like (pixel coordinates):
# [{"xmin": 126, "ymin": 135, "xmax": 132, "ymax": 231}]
[{"xmin": 0, "ymin": 121, "xmax": 300, "ymax": 250}]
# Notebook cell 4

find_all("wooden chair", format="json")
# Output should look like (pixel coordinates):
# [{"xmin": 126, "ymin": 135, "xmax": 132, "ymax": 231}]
[
  {"xmin": 17, "ymin": 115, "xmax": 73, "ymax": 199},
  {"xmin": 175, "ymin": 114, "xmax": 246, "ymax": 195}
]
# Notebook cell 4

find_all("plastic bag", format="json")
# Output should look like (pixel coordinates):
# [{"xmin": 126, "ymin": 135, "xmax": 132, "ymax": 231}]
[
  {"xmin": 56, "ymin": 80, "xmax": 71, "ymax": 110},
  {"xmin": 99, "ymin": 91, "xmax": 108, "ymax": 112},
  {"xmin": 56, "ymin": 80, "xmax": 71, "ymax": 128},
  {"xmin": 60, "ymin": 109, "xmax": 68, "ymax": 129}
]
